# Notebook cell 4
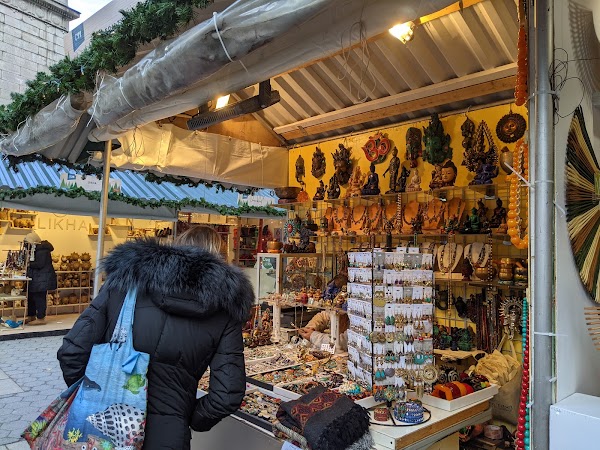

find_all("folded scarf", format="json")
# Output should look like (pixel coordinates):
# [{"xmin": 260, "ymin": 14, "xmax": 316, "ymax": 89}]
[{"xmin": 275, "ymin": 386, "xmax": 371, "ymax": 450}]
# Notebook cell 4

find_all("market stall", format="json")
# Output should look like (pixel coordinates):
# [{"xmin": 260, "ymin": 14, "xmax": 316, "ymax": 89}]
[{"xmin": 2, "ymin": 0, "xmax": 587, "ymax": 447}]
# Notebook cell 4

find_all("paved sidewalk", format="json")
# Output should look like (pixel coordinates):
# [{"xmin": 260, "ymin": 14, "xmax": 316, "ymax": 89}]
[{"xmin": 0, "ymin": 336, "xmax": 66, "ymax": 446}]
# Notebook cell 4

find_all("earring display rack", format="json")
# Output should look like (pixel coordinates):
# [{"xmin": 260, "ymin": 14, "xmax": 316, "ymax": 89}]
[{"xmin": 347, "ymin": 247, "xmax": 437, "ymax": 404}]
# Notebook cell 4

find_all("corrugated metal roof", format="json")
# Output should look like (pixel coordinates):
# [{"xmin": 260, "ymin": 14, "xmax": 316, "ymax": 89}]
[
  {"xmin": 241, "ymin": 0, "xmax": 519, "ymax": 145},
  {"xmin": 0, "ymin": 160, "xmax": 277, "ymax": 212}
]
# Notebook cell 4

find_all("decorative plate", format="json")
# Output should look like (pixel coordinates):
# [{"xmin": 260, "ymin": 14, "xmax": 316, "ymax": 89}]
[{"xmin": 496, "ymin": 113, "xmax": 527, "ymax": 143}]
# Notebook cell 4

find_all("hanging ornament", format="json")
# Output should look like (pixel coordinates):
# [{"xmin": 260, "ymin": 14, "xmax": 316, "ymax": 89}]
[
  {"xmin": 496, "ymin": 112, "xmax": 527, "ymax": 143},
  {"xmin": 515, "ymin": 4, "xmax": 528, "ymax": 106},
  {"xmin": 515, "ymin": 297, "xmax": 530, "ymax": 450},
  {"xmin": 507, "ymin": 138, "xmax": 529, "ymax": 250}
]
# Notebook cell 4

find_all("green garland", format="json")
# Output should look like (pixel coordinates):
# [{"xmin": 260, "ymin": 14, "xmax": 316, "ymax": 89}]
[
  {"xmin": 0, "ymin": 0, "xmax": 213, "ymax": 135},
  {"xmin": 0, "ymin": 186, "xmax": 285, "ymax": 217},
  {"xmin": 6, "ymin": 154, "xmax": 260, "ymax": 194}
]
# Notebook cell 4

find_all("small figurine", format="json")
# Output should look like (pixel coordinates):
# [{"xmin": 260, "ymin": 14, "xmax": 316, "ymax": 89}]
[
  {"xmin": 319, "ymin": 216, "xmax": 329, "ymax": 235},
  {"xmin": 462, "ymin": 258, "xmax": 474, "ymax": 281},
  {"xmin": 261, "ymin": 309, "xmax": 272, "ymax": 331},
  {"xmin": 383, "ymin": 147, "xmax": 401, "ymax": 193},
  {"xmin": 333, "ymin": 143, "xmax": 353, "ymax": 185},
  {"xmin": 410, "ymin": 214, "xmax": 423, "ymax": 234},
  {"xmin": 346, "ymin": 166, "xmax": 365, "ymax": 198},
  {"xmin": 398, "ymin": 165, "xmax": 410, "ymax": 192},
  {"xmin": 361, "ymin": 162, "xmax": 381, "ymax": 195},
  {"xmin": 406, "ymin": 168, "xmax": 422, "ymax": 192},
  {"xmin": 490, "ymin": 198, "xmax": 507, "ymax": 229},
  {"xmin": 461, "ymin": 207, "xmax": 481, "ymax": 234},
  {"xmin": 311, "ymin": 146, "xmax": 326, "ymax": 178},
  {"xmin": 476, "ymin": 199, "xmax": 490, "ymax": 231},
  {"xmin": 327, "ymin": 174, "xmax": 341, "ymax": 199},
  {"xmin": 406, "ymin": 127, "xmax": 422, "ymax": 168},
  {"xmin": 313, "ymin": 180, "xmax": 326, "ymax": 201},
  {"xmin": 295, "ymin": 154, "xmax": 305, "ymax": 185},
  {"xmin": 472, "ymin": 162, "xmax": 499, "ymax": 185}
]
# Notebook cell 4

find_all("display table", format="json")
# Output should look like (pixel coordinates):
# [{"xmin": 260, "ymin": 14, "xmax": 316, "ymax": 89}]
[{"xmin": 191, "ymin": 399, "xmax": 492, "ymax": 450}]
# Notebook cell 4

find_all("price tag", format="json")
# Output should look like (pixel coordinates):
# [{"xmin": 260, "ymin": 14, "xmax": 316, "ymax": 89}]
[
  {"xmin": 408, "ymin": 246, "xmax": 420, "ymax": 254},
  {"xmin": 282, "ymin": 442, "xmax": 302, "ymax": 450},
  {"xmin": 320, "ymin": 343, "xmax": 336, "ymax": 354}
]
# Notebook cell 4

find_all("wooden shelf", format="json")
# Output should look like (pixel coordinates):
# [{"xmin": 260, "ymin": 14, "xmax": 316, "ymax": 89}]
[{"xmin": 10, "ymin": 212, "xmax": 37, "ymax": 217}]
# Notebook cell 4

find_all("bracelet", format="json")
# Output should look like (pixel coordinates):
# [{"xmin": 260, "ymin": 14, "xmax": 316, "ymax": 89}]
[
  {"xmin": 393, "ymin": 401, "xmax": 425, "ymax": 423},
  {"xmin": 451, "ymin": 381, "xmax": 468, "ymax": 397}
]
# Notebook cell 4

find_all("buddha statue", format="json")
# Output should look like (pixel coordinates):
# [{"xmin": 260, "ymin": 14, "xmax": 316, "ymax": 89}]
[
  {"xmin": 490, "ymin": 198, "xmax": 507, "ymax": 229},
  {"xmin": 327, "ymin": 174, "xmax": 341, "ymax": 199},
  {"xmin": 462, "ymin": 207, "xmax": 480, "ymax": 234},
  {"xmin": 406, "ymin": 168, "xmax": 422, "ymax": 192},
  {"xmin": 361, "ymin": 162, "xmax": 381, "ymax": 196},
  {"xmin": 383, "ymin": 147, "xmax": 400, "ymax": 193}
]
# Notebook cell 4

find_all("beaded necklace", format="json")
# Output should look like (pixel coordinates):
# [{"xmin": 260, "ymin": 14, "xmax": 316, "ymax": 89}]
[{"xmin": 438, "ymin": 243, "xmax": 457, "ymax": 273}]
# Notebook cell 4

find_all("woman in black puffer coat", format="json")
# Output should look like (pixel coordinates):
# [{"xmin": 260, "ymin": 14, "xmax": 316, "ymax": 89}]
[
  {"xmin": 25, "ymin": 232, "xmax": 57, "ymax": 325},
  {"xmin": 57, "ymin": 227, "xmax": 254, "ymax": 450}
]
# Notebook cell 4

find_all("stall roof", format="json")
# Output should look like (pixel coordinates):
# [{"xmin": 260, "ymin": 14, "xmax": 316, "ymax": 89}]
[{"xmin": 0, "ymin": 161, "xmax": 279, "ymax": 220}]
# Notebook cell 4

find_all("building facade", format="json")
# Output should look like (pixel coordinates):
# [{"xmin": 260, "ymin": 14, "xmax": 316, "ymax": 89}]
[{"xmin": 0, "ymin": 0, "xmax": 79, "ymax": 105}]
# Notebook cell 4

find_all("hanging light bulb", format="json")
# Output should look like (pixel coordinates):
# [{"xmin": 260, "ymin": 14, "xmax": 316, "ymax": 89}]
[
  {"xmin": 389, "ymin": 21, "xmax": 415, "ymax": 44},
  {"xmin": 215, "ymin": 94, "xmax": 230, "ymax": 109}
]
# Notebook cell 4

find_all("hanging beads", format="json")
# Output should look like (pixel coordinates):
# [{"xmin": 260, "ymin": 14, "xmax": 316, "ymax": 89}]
[
  {"xmin": 507, "ymin": 138, "xmax": 529, "ymax": 250},
  {"xmin": 515, "ymin": 297, "xmax": 530, "ymax": 450}
]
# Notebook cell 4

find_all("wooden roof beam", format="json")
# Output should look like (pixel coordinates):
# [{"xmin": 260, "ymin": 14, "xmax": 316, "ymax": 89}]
[{"xmin": 274, "ymin": 64, "xmax": 516, "ymax": 141}]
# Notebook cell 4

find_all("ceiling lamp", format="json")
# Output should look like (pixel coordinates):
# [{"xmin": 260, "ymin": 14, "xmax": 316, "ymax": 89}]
[
  {"xmin": 389, "ymin": 21, "xmax": 415, "ymax": 44},
  {"xmin": 215, "ymin": 94, "xmax": 230, "ymax": 109}
]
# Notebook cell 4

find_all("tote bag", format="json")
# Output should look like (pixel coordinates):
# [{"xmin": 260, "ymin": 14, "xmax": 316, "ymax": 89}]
[{"xmin": 23, "ymin": 287, "xmax": 150, "ymax": 449}]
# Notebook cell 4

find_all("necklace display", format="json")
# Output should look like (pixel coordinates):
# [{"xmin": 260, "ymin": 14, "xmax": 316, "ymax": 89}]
[
  {"xmin": 438, "ymin": 243, "xmax": 458, "ymax": 274},
  {"xmin": 333, "ymin": 206, "xmax": 350, "ymax": 229},
  {"xmin": 507, "ymin": 138, "xmax": 529, "ymax": 250},
  {"xmin": 465, "ymin": 243, "xmax": 489, "ymax": 268},
  {"xmin": 351, "ymin": 206, "xmax": 367, "ymax": 227}
]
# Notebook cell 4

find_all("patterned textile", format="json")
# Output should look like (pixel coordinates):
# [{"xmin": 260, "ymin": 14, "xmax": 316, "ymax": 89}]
[
  {"xmin": 22, "ymin": 288, "xmax": 149, "ymax": 449},
  {"xmin": 275, "ymin": 386, "xmax": 370, "ymax": 450}
]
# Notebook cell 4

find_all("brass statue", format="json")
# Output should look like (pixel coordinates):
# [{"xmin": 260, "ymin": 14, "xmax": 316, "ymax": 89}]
[
  {"xmin": 430, "ymin": 159, "xmax": 458, "ymax": 190},
  {"xmin": 311, "ymin": 146, "xmax": 326, "ymax": 178},
  {"xmin": 383, "ymin": 147, "xmax": 401, "ymax": 193},
  {"xmin": 406, "ymin": 168, "xmax": 422, "ymax": 192},
  {"xmin": 490, "ymin": 198, "xmax": 507, "ymax": 229},
  {"xmin": 346, "ymin": 166, "xmax": 365, "ymax": 198}
]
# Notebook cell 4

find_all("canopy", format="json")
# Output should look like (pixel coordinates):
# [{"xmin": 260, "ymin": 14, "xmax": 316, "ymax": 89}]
[{"xmin": 0, "ymin": 161, "xmax": 280, "ymax": 220}]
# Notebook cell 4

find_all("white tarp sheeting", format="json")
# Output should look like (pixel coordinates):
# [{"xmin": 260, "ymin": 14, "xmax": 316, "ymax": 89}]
[
  {"xmin": 112, "ymin": 123, "xmax": 288, "ymax": 188},
  {"xmin": 90, "ymin": 0, "xmax": 330, "ymax": 128},
  {"xmin": 88, "ymin": 0, "xmax": 456, "ymax": 141},
  {"xmin": 0, "ymin": 95, "xmax": 89, "ymax": 156}
]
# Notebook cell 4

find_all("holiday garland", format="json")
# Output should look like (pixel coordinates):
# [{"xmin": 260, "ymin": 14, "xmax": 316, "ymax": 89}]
[
  {"xmin": 6, "ymin": 154, "xmax": 260, "ymax": 194},
  {"xmin": 0, "ymin": 186, "xmax": 285, "ymax": 217},
  {"xmin": 0, "ymin": 0, "xmax": 213, "ymax": 135}
]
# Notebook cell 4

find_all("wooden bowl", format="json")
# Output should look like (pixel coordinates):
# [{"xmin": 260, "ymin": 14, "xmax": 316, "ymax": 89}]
[{"xmin": 274, "ymin": 186, "xmax": 302, "ymax": 200}]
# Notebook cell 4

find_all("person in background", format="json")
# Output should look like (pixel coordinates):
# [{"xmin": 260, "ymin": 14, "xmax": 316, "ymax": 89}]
[
  {"xmin": 298, "ymin": 310, "xmax": 349, "ymax": 352},
  {"xmin": 24, "ymin": 231, "xmax": 57, "ymax": 325},
  {"xmin": 57, "ymin": 226, "xmax": 254, "ymax": 450}
]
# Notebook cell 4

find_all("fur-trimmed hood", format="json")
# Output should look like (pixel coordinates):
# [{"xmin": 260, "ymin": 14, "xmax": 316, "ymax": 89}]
[{"xmin": 100, "ymin": 239, "xmax": 254, "ymax": 322}]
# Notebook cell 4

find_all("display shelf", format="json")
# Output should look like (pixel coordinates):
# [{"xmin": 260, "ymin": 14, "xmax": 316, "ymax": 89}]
[
  {"xmin": 0, "ymin": 294, "xmax": 27, "ymax": 301},
  {"xmin": 434, "ymin": 278, "xmax": 527, "ymax": 291},
  {"xmin": 10, "ymin": 212, "xmax": 37, "ymax": 218},
  {"xmin": 55, "ymin": 287, "xmax": 92, "ymax": 291},
  {"xmin": 272, "ymin": 201, "xmax": 314, "ymax": 210},
  {"xmin": 55, "ymin": 270, "xmax": 94, "ymax": 274},
  {"xmin": 7, "ymin": 227, "xmax": 34, "ymax": 233}
]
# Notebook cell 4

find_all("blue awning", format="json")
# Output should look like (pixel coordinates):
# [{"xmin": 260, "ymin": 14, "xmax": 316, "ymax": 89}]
[{"xmin": 0, "ymin": 161, "xmax": 278, "ymax": 220}]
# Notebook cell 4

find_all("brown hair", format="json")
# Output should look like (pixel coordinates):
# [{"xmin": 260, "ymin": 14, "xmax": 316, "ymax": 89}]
[{"xmin": 175, "ymin": 226, "xmax": 223, "ymax": 255}]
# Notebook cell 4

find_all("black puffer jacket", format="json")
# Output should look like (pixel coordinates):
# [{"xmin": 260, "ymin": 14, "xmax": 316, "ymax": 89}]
[
  {"xmin": 57, "ymin": 240, "xmax": 254, "ymax": 450},
  {"xmin": 27, "ymin": 241, "xmax": 57, "ymax": 293}
]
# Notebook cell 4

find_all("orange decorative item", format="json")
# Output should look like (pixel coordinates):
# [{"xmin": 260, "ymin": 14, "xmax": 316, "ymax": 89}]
[
  {"xmin": 362, "ymin": 131, "xmax": 392, "ymax": 164},
  {"xmin": 515, "ymin": 3, "xmax": 528, "ymax": 106},
  {"xmin": 507, "ymin": 138, "xmax": 529, "ymax": 249}
]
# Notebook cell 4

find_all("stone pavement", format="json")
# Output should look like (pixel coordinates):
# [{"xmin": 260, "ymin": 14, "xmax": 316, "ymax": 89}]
[{"xmin": 0, "ymin": 336, "xmax": 66, "ymax": 447}]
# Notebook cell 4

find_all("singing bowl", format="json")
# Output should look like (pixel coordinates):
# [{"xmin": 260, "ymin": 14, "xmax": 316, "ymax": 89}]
[{"xmin": 274, "ymin": 186, "xmax": 302, "ymax": 200}]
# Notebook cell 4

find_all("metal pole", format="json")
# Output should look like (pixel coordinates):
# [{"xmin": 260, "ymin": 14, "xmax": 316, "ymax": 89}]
[
  {"xmin": 93, "ymin": 141, "xmax": 112, "ymax": 297},
  {"xmin": 532, "ymin": 0, "xmax": 555, "ymax": 448}
]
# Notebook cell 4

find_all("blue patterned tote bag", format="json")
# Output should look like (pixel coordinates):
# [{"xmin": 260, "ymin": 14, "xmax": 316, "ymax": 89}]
[{"xmin": 62, "ymin": 287, "xmax": 150, "ymax": 449}]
